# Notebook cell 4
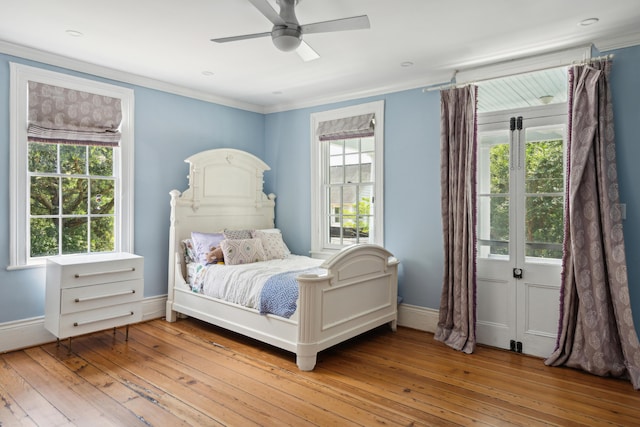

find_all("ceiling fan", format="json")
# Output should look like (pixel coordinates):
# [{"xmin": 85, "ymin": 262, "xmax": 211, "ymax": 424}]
[{"xmin": 211, "ymin": 0, "xmax": 370, "ymax": 61}]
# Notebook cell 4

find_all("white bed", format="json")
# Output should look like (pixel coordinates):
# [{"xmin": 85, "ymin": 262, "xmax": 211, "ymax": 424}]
[{"xmin": 166, "ymin": 148, "xmax": 399, "ymax": 370}]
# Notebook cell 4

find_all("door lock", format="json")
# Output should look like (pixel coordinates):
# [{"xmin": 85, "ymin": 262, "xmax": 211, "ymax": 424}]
[{"xmin": 513, "ymin": 268, "xmax": 523, "ymax": 279}]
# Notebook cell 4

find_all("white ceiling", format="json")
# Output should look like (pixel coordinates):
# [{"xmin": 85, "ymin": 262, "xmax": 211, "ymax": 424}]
[{"xmin": 1, "ymin": 0, "xmax": 639, "ymax": 113}]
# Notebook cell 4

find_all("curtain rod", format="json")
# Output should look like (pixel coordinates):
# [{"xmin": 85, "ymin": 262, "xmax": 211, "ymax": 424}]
[
  {"xmin": 422, "ymin": 53, "xmax": 615, "ymax": 93},
  {"xmin": 572, "ymin": 53, "xmax": 614, "ymax": 65}
]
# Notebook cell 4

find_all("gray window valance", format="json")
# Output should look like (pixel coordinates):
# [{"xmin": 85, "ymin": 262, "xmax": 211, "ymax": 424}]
[
  {"xmin": 317, "ymin": 113, "xmax": 375, "ymax": 141},
  {"xmin": 27, "ymin": 81, "xmax": 122, "ymax": 146}
]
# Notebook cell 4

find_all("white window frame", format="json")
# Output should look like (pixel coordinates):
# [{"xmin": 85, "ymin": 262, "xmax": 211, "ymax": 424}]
[
  {"xmin": 8, "ymin": 63, "xmax": 135, "ymax": 269},
  {"xmin": 310, "ymin": 100, "xmax": 384, "ymax": 258}
]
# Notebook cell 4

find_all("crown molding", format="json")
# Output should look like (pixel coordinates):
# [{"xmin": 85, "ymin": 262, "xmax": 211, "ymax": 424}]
[
  {"xmin": 0, "ymin": 40, "xmax": 266, "ymax": 114},
  {"xmin": 594, "ymin": 31, "xmax": 640, "ymax": 52},
  {"xmin": 263, "ymin": 71, "xmax": 452, "ymax": 114}
]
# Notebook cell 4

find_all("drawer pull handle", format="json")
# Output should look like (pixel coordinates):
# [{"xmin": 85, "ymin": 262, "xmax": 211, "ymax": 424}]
[
  {"xmin": 74, "ymin": 289, "xmax": 136, "ymax": 303},
  {"xmin": 73, "ymin": 311, "xmax": 134, "ymax": 327},
  {"xmin": 74, "ymin": 267, "xmax": 135, "ymax": 278}
]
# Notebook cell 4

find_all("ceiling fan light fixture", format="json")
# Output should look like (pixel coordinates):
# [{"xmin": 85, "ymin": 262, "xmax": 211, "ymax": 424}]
[
  {"xmin": 539, "ymin": 95, "xmax": 554, "ymax": 104},
  {"xmin": 272, "ymin": 27, "xmax": 302, "ymax": 51}
]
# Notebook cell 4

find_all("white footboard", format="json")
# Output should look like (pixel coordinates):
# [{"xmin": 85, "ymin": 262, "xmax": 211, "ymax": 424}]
[{"xmin": 295, "ymin": 244, "xmax": 399, "ymax": 370}]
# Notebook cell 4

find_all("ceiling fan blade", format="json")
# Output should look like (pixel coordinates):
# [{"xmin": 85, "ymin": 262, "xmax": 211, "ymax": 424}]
[
  {"xmin": 211, "ymin": 32, "xmax": 272, "ymax": 43},
  {"xmin": 296, "ymin": 40, "xmax": 320, "ymax": 62},
  {"xmin": 301, "ymin": 15, "xmax": 370, "ymax": 35},
  {"xmin": 248, "ymin": 0, "xmax": 285, "ymax": 25}
]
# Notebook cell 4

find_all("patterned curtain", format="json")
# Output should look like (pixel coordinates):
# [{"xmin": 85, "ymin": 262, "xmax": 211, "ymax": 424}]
[
  {"xmin": 435, "ymin": 85, "xmax": 478, "ymax": 354},
  {"xmin": 545, "ymin": 60, "xmax": 640, "ymax": 390},
  {"xmin": 28, "ymin": 81, "xmax": 122, "ymax": 146}
]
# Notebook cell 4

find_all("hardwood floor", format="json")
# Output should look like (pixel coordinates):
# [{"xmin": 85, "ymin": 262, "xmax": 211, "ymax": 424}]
[{"xmin": 1, "ymin": 318, "xmax": 639, "ymax": 426}]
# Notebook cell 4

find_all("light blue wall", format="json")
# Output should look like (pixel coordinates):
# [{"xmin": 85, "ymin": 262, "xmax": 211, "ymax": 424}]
[
  {"xmin": 609, "ymin": 45, "xmax": 640, "ymax": 331},
  {"xmin": 0, "ymin": 53, "xmax": 265, "ymax": 323},
  {"xmin": 263, "ymin": 89, "xmax": 444, "ymax": 308},
  {"xmin": 2, "ymin": 44, "xmax": 640, "ymax": 333}
]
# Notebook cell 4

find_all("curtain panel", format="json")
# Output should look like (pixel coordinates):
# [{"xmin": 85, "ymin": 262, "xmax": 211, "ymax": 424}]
[
  {"xmin": 317, "ymin": 113, "xmax": 375, "ymax": 141},
  {"xmin": 545, "ymin": 60, "xmax": 640, "ymax": 390},
  {"xmin": 435, "ymin": 85, "xmax": 478, "ymax": 354},
  {"xmin": 28, "ymin": 81, "xmax": 122, "ymax": 146}
]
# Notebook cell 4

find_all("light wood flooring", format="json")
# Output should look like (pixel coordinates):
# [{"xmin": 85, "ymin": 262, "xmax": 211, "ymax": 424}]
[{"xmin": 1, "ymin": 318, "xmax": 639, "ymax": 426}]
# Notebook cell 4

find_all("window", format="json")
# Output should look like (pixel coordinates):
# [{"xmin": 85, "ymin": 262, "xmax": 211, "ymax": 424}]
[
  {"xmin": 310, "ymin": 101, "xmax": 384, "ymax": 256},
  {"xmin": 9, "ymin": 64, "xmax": 134, "ymax": 268}
]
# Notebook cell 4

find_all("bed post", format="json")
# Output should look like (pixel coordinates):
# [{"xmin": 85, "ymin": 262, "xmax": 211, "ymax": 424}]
[
  {"xmin": 295, "ymin": 273, "xmax": 328, "ymax": 371},
  {"xmin": 166, "ymin": 189, "xmax": 181, "ymax": 322}
]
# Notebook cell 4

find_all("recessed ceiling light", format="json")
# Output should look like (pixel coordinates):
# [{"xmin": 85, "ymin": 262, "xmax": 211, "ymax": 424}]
[
  {"xmin": 65, "ymin": 30, "xmax": 84, "ymax": 37},
  {"xmin": 401, "ymin": 61, "xmax": 414, "ymax": 68},
  {"xmin": 201, "ymin": 71, "xmax": 215, "ymax": 76},
  {"xmin": 578, "ymin": 18, "xmax": 599, "ymax": 26}
]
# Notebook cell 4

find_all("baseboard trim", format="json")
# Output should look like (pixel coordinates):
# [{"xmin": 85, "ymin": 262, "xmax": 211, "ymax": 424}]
[
  {"xmin": 1, "ymin": 298, "xmax": 438, "ymax": 353},
  {"xmin": 0, "ymin": 295, "xmax": 168, "ymax": 353},
  {"xmin": 397, "ymin": 303, "xmax": 439, "ymax": 333}
]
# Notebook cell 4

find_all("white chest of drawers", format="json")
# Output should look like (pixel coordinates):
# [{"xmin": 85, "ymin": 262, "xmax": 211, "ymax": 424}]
[{"xmin": 45, "ymin": 252, "xmax": 144, "ymax": 341}]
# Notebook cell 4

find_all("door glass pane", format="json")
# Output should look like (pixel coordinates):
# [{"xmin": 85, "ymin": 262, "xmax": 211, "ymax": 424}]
[
  {"xmin": 478, "ymin": 130, "xmax": 510, "ymax": 258},
  {"xmin": 525, "ymin": 126, "xmax": 565, "ymax": 259}
]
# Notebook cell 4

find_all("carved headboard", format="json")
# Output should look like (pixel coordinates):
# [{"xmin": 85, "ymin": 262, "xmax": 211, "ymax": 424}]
[{"xmin": 168, "ymin": 149, "xmax": 276, "ymax": 278}]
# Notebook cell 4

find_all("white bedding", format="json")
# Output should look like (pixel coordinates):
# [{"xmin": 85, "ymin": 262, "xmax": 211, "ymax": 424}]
[{"xmin": 191, "ymin": 255, "xmax": 325, "ymax": 311}]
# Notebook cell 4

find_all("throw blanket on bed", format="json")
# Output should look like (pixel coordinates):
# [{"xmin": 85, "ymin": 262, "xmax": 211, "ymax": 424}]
[
  {"xmin": 260, "ymin": 267, "xmax": 325, "ymax": 318},
  {"xmin": 193, "ymin": 255, "xmax": 325, "ymax": 317}
]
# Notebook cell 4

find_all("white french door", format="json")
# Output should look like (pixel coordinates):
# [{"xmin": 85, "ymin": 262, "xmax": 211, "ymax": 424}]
[{"xmin": 476, "ymin": 103, "xmax": 567, "ymax": 358}]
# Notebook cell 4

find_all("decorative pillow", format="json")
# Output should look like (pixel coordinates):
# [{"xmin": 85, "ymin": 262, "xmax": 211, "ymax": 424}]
[
  {"xmin": 181, "ymin": 239, "xmax": 197, "ymax": 264},
  {"xmin": 253, "ymin": 228, "xmax": 291, "ymax": 254},
  {"xmin": 223, "ymin": 229, "xmax": 253, "ymax": 240},
  {"xmin": 190, "ymin": 231, "xmax": 225, "ymax": 264},
  {"xmin": 252, "ymin": 229, "xmax": 289, "ymax": 260},
  {"xmin": 220, "ymin": 238, "xmax": 266, "ymax": 265}
]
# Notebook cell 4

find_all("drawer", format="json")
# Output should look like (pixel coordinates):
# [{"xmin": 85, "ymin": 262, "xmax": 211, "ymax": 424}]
[
  {"xmin": 58, "ymin": 256, "xmax": 143, "ymax": 288},
  {"xmin": 61, "ymin": 279, "xmax": 143, "ymax": 315},
  {"xmin": 57, "ymin": 301, "xmax": 142, "ymax": 339}
]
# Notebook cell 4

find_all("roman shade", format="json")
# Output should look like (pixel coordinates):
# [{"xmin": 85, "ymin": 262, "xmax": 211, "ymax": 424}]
[
  {"xmin": 317, "ymin": 113, "xmax": 375, "ymax": 141},
  {"xmin": 27, "ymin": 81, "xmax": 122, "ymax": 146}
]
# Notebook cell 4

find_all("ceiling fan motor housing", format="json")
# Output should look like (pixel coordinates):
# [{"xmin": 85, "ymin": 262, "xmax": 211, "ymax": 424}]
[{"xmin": 272, "ymin": 26, "xmax": 302, "ymax": 51}]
